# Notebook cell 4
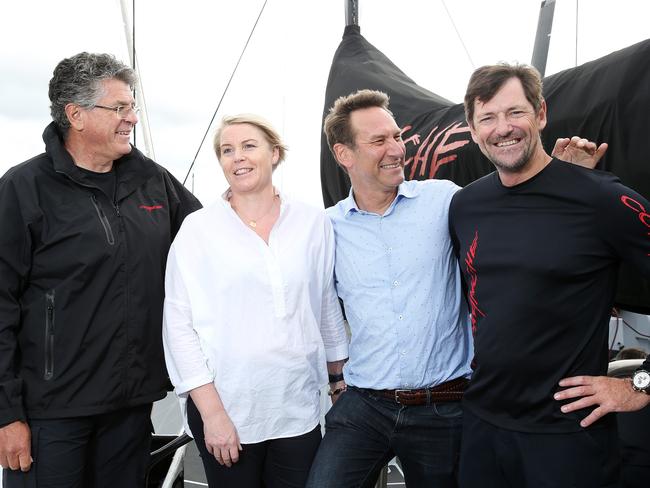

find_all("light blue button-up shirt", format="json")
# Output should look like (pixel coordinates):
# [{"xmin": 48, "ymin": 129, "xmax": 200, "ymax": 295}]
[{"xmin": 327, "ymin": 179, "xmax": 473, "ymax": 389}]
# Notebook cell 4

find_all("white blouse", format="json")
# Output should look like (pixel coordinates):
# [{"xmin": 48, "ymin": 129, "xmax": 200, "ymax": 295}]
[{"xmin": 162, "ymin": 193, "xmax": 349, "ymax": 443}]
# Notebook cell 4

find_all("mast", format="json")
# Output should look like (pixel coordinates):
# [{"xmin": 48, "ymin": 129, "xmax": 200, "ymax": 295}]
[
  {"xmin": 531, "ymin": 0, "xmax": 556, "ymax": 77},
  {"xmin": 119, "ymin": 0, "xmax": 156, "ymax": 160},
  {"xmin": 345, "ymin": 0, "xmax": 358, "ymax": 26}
]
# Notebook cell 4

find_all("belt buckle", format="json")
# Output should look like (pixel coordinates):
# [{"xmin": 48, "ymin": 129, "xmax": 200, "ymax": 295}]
[{"xmin": 394, "ymin": 389, "xmax": 410, "ymax": 404}]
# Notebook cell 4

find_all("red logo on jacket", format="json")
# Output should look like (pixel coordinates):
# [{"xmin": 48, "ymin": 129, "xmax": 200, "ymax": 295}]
[{"xmin": 139, "ymin": 204, "xmax": 163, "ymax": 213}]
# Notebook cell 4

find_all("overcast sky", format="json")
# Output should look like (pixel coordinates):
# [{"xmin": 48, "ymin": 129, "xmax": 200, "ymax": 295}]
[{"xmin": 1, "ymin": 0, "xmax": 648, "ymax": 207}]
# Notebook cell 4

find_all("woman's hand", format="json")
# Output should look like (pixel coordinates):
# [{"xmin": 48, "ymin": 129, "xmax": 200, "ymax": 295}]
[
  {"xmin": 202, "ymin": 409, "xmax": 242, "ymax": 467},
  {"xmin": 189, "ymin": 384, "xmax": 243, "ymax": 467}
]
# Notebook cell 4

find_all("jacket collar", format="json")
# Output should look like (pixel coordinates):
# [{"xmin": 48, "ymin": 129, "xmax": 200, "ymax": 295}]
[{"xmin": 43, "ymin": 122, "xmax": 159, "ymax": 201}]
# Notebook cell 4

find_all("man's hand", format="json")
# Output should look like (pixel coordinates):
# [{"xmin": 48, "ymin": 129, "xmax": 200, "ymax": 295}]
[
  {"xmin": 552, "ymin": 136, "xmax": 608, "ymax": 169},
  {"xmin": 0, "ymin": 420, "xmax": 32, "ymax": 471},
  {"xmin": 202, "ymin": 410, "xmax": 242, "ymax": 467},
  {"xmin": 554, "ymin": 375, "xmax": 650, "ymax": 428}
]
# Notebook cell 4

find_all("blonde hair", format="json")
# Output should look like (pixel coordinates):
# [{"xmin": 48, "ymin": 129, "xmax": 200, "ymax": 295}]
[{"xmin": 213, "ymin": 114, "xmax": 288, "ymax": 168}]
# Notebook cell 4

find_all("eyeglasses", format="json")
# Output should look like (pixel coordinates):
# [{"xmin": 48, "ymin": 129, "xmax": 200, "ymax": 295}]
[{"xmin": 92, "ymin": 104, "xmax": 141, "ymax": 119}]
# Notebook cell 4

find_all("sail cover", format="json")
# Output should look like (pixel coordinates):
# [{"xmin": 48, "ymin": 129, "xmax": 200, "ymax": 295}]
[{"xmin": 320, "ymin": 25, "xmax": 650, "ymax": 313}]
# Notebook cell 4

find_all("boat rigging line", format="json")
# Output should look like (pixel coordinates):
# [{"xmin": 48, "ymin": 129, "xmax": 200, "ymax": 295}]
[
  {"xmin": 132, "ymin": 0, "xmax": 136, "ymax": 148},
  {"xmin": 182, "ymin": 0, "xmax": 269, "ymax": 186},
  {"xmin": 120, "ymin": 0, "xmax": 156, "ymax": 160},
  {"xmin": 575, "ymin": 0, "xmax": 579, "ymax": 66},
  {"xmin": 440, "ymin": 0, "xmax": 475, "ymax": 69}
]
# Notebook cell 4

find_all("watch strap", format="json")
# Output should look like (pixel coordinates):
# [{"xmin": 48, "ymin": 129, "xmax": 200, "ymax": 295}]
[{"xmin": 328, "ymin": 372, "xmax": 345, "ymax": 383}]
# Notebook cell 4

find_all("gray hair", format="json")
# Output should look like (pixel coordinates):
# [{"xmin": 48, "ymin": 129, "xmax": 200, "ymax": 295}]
[{"xmin": 48, "ymin": 52, "xmax": 137, "ymax": 135}]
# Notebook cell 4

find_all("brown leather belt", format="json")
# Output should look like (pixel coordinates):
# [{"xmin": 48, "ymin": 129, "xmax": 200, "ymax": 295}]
[{"xmin": 359, "ymin": 377, "xmax": 468, "ymax": 405}]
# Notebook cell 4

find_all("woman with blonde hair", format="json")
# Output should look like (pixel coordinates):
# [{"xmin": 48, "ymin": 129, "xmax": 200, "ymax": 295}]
[{"xmin": 162, "ymin": 114, "xmax": 348, "ymax": 487}]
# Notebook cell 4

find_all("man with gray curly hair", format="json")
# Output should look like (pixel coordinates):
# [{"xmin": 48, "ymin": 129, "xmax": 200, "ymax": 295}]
[{"xmin": 0, "ymin": 52, "xmax": 201, "ymax": 487}]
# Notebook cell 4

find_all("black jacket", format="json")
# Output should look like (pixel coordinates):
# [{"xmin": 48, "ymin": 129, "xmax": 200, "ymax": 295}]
[{"xmin": 0, "ymin": 123, "xmax": 201, "ymax": 424}]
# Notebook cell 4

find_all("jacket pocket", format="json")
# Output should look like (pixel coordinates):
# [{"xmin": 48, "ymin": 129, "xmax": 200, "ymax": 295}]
[
  {"xmin": 44, "ymin": 290, "xmax": 55, "ymax": 380},
  {"xmin": 91, "ymin": 194, "xmax": 115, "ymax": 245}
]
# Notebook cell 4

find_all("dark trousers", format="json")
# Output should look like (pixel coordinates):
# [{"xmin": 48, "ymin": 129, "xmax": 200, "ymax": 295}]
[
  {"xmin": 306, "ymin": 387, "xmax": 463, "ymax": 488},
  {"xmin": 187, "ymin": 398, "xmax": 321, "ymax": 488},
  {"xmin": 3, "ymin": 404, "xmax": 153, "ymax": 488},
  {"xmin": 459, "ymin": 407, "xmax": 620, "ymax": 488}
]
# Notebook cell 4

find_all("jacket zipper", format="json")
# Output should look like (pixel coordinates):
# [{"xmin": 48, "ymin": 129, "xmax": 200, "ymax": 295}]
[
  {"xmin": 44, "ymin": 290, "xmax": 55, "ymax": 380},
  {"xmin": 91, "ymin": 195, "xmax": 116, "ymax": 245}
]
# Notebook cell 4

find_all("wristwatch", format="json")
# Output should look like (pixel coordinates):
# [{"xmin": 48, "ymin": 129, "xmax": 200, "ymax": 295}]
[{"xmin": 631, "ymin": 369, "xmax": 650, "ymax": 394}]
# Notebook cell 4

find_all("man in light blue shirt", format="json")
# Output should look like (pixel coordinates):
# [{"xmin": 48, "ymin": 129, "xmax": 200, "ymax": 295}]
[
  {"xmin": 306, "ymin": 89, "xmax": 471, "ymax": 488},
  {"xmin": 327, "ymin": 174, "xmax": 472, "ymax": 391}
]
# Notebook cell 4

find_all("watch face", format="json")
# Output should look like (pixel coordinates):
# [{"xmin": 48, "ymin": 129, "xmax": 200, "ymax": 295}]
[{"xmin": 633, "ymin": 370, "xmax": 650, "ymax": 390}]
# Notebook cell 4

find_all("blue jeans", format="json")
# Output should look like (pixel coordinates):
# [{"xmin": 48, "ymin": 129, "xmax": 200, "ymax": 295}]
[{"xmin": 306, "ymin": 387, "xmax": 462, "ymax": 488}]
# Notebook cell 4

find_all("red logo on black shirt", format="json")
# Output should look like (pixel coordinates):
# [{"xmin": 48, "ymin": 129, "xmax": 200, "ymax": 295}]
[
  {"xmin": 465, "ymin": 230, "xmax": 486, "ymax": 334},
  {"xmin": 139, "ymin": 204, "xmax": 163, "ymax": 212},
  {"xmin": 620, "ymin": 195, "xmax": 650, "ymax": 256}
]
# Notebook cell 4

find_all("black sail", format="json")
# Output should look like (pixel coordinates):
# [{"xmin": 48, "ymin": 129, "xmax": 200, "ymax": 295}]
[{"xmin": 320, "ymin": 25, "xmax": 650, "ymax": 313}]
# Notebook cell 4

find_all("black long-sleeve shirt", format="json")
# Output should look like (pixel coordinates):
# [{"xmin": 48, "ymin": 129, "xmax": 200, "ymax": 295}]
[{"xmin": 449, "ymin": 159, "xmax": 650, "ymax": 433}]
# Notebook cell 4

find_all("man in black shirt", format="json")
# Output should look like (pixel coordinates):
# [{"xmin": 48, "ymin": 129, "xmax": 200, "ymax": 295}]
[{"xmin": 449, "ymin": 63, "xmax": 650, "ymax": 487}]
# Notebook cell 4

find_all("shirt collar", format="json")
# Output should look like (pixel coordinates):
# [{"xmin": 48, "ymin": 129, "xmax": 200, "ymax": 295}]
[
  {"xmin": 342, "ymin": 180, "xmax": 420, "ymax": 216},
  {"xmin": 221, "ymin": 186, "xmax": 282, "ymax": 202}
]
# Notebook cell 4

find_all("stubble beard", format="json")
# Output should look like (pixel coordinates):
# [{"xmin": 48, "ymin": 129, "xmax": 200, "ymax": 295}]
[{"xmin": 487, "ymin": 136, "xmax": 536, "ymax": 175}]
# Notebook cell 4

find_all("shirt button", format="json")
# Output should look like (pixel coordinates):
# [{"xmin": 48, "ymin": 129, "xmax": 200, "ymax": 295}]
[
  {"xmin": 393, "ymin": 280, "xmax": 399, "ymax": 287},
  {"xmin": 398, "ymin": 314, "xmax": 403, "ymax": 320},
  {"xmin": 387, "ymin": 247, "xmax": 393, "ymax": 252}
]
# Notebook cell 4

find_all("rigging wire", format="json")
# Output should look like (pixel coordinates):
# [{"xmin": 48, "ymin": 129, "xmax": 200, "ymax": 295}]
[
  {"xmin": 609, "ymin": 308, "xmax": 650, "ymax": 354},
  {"xmin": 132, "ymin": 0, "xmax": 137, "ymax": 147},
  {"xmin": 440, "ymin": 0, "xmax": 475, "ymax": 69},
  {"xmin": 622, "ymin": 319, "xmax": 650, "ymax": 339},
  {"xmin": 575, "ymin": 0, "xmax": 579, "ymax": 66},
  {"xmin": 609, "ymin": 314, "xmax": 619, "ymax": 352},
  {"xmin": 182, "ymin": 0, "xmax": 269, "ymax": 186}
]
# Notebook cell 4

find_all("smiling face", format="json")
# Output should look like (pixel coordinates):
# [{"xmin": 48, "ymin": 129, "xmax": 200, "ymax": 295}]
[
  {"xmin": 218, "ymin": 123, "xmax": 279, "ymax": 196},
  {"xmin": 77, "ymin": 78, "xmax": 138, "ymax": 165},
  {"xmin": 336, "ymin": 106, "xmax": 406, "ymax": 197},
  {"xmin": 470, "ymin": 77, "xmax": 547, "ymax": 175}
]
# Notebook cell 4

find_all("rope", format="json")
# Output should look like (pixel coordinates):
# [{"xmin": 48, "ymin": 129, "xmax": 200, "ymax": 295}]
[
  {"xmin": 440, "ymin": 0, "xmax": 475, "ymax": 69},
  {"xmin": 610, "ymin": 308, "xmax": 650, "ymax": 355},
  {"xmin": 132, "ymin": 0, "xmax": 137, "ymax": 147},
  {"xmin": 575, "ymin": 0, "xmax": 579, "ymax": 66},
  {"xmin": 182, "ymin": 0, "xmax": 269, "ymax": 186}
]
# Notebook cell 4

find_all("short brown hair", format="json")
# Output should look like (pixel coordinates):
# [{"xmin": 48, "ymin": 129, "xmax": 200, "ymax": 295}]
[
  {"xmin": 213, "ymin": 114, "xmax": 288, "ymax": 169},
  {"xmin": 323, "ymin": 89, "xmax": 393, "ymax": 153},
  {"xmin": 464, "ymin": 63, "xmax": 543, "ymax": 127}
]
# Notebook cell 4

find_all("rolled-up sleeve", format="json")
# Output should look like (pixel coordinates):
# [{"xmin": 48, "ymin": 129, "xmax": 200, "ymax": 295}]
[{"xmin": 162, "ymin": 243, "xmax": 214, "ymax": 396}]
